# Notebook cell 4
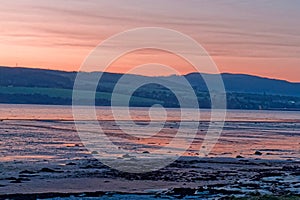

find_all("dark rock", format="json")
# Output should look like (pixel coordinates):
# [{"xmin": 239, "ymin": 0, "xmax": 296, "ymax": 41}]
[
  {"xmin": 10, "ymin": 178, "xmax": 30, "ymax": 183},
  {"xmin": 236, "ymin": 155, "xmax": 244, "ymax": 158},
  {"xmin": 10, "ymin": 179, "xmax": 22, "ymax": 184},
  {"xmin": 5, "ymin": 177, "xmax": 17, "ymax": 181},
  {"xmin": 39, "ymin": 168, "xmax": 62, "ymax": 173},
  {"xmin": 254, "ymin": 151, "xmax": 263, "ymax": 156},
  {"xmin": 66, "ymin": 162, "xmax": 76, "ymax": 166},
  {"xmin": 19, "ymin": 170, "xmax": 36, "ymax": 174}
]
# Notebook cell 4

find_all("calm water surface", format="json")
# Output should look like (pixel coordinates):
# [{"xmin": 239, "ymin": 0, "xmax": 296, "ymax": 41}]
[
  {"xmin": 0, "ymin": 104, "xmax": 299, "ymax": 162},
  {"xmin": 1, "ymin": 104, "xmax": 300, "ymax": 122}
]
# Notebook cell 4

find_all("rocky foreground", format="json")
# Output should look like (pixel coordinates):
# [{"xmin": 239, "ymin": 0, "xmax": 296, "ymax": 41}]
[{"xmin": 0, "ymin": 156, "xmax": 299, "ymax": 199}]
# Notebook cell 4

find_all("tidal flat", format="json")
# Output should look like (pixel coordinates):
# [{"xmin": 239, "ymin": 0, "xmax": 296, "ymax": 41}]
[{"xmin": 0, "ymin": 118, "xmax": 299, "ymax": 199}]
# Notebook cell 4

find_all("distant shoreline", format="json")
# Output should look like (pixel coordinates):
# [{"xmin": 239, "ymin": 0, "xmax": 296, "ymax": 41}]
[
  {"xmin": 1, "ymin": 102, "xmax": 300, "ymax": 112},
  {"xmin": 1, "ymin": 66, "xmax": 300, "ymax": 110}
]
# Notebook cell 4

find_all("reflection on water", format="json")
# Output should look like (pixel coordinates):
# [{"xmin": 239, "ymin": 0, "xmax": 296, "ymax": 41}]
[
  {"xmin": 0, "ymin": 104, "xmax": 299, "ymax": 163},
  {"xmin": 1, "ymin": 104, "xmax": 300, "ymax": 122}
]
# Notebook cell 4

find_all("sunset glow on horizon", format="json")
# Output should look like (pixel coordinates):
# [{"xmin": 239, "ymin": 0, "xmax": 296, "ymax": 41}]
[{"xmin": 1, "ymin": 0, "xmax": 300, "ymax": 82}]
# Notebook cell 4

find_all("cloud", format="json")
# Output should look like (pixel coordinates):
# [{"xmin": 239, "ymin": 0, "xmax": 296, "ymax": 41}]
[{"xmin": 1, "ymin": 0, "xmax": 300, "ymax": 63}]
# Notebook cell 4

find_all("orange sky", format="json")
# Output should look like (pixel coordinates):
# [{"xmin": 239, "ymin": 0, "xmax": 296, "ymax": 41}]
[{"xmin": 1, "ymin": 1, "xmax": 300, "ymax": 81}]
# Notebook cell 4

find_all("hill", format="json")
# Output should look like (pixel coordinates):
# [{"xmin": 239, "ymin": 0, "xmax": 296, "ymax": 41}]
[{"xmin": 1, "ymin": 66, "xmax": 300, "ymax": 110}]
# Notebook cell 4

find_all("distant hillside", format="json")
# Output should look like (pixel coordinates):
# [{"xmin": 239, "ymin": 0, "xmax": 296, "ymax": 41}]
[
  {"xmin": 1, "ymin": 66, "xmax": 300, "ymax": 110},
  {"xmin": 2, "ymin": 66, "xmax": 299, "ymax": 96},
  {"xmin": 184, "ymin": 73, "xmax": 300, "ymax": 96},
  {"xmin": 0, "ymin": 67, "xmax": 76, "ymax": 89}
]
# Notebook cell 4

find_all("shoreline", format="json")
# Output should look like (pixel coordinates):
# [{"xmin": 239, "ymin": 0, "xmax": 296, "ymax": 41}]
[{"xmin": 2, "ymin": 102, "xmax": 300, "ymax": 112}]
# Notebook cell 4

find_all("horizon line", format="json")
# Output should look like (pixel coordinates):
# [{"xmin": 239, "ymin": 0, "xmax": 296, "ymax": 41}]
[{"xmin": 1, "ymin": 65, "xmax": 299, "ymax": 84}]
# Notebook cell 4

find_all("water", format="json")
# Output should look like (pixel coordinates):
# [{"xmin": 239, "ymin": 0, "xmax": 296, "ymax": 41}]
[
  {"xmin": 1, "ymin": 104, "xmax": 300, "ymax": 122},
  {"xmin": 0, "ymin": 104, "xmax": 299, "ymax": 162}
]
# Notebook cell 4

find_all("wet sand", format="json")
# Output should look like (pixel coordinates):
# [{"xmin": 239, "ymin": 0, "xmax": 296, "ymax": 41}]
[{"xmin": 0, "ymin": 119, "xmax": 299, "ymax": 199}]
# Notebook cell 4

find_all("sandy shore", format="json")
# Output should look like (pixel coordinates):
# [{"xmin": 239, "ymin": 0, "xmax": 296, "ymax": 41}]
[{"xmin": 0, "ymin": 119, "xmax": 299, "ymax": 199}]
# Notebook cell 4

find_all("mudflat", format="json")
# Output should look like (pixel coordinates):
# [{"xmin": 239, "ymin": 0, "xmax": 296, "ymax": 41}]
[{"xmin": 0, "ymin": 119, "xmax": 299, "ymax": 199}]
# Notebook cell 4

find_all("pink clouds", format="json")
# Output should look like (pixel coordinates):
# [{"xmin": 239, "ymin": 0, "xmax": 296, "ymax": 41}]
[{"xmin": 0, "ymin": 0, "xmax": 300, "ymax": 81}]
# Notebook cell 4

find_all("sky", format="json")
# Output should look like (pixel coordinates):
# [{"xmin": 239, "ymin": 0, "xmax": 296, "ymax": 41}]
[{"xmin": 1, "ymin": 0, "xmax": 300, "ymax": 81}]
